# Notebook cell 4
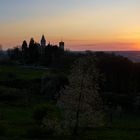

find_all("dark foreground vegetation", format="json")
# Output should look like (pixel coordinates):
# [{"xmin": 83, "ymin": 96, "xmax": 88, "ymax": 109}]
[{"xmin": 0, "ymin": 50, "xmax": 140, "ymax": 139}]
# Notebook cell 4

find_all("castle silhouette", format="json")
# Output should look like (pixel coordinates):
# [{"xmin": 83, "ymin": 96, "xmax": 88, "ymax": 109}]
[
  {"xmin": 7, "ymin": 35, "xmax": 65, "ymax": 65},
  {"xmin": 40, "ymin": 35, "xmax": 64, "ymax": 55}
]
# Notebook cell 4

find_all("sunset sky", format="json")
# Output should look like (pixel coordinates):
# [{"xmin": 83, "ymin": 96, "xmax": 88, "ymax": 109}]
[{"xmin": 1, "ymin": 0, "xmax": 140, "ymax": 51}]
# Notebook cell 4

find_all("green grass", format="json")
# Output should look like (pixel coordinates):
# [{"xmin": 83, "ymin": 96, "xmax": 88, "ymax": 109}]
[
  {"xmin": 1, "ymin": 65, "xmax": 140, "ymax": 139},
  {"xmin": 0, "ymin": 66, "xmax": 48, "ymax": 80},
  {"xmin": 82, "ymin": 113, "xmax": 140, "ymax": 140},
  {"xmin": 0, "ymin": 105, "xmax": 140, "ymax": 140},
  {"xmin": 83, "ymin": 129, "xmax": 140, "ymax": 140},
  {"xmin": 0, "ymin": 105, "xmax": 33, "ymax": 137}
]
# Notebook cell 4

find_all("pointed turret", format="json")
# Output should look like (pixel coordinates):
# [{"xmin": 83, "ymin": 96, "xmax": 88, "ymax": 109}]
[
  {"xmin": 41, "ymin": 35, "xmax": 46, "ymax": 47},
  {"xmin": 40, "ymin": 35, "xmax": 46, "ymax": 56}
]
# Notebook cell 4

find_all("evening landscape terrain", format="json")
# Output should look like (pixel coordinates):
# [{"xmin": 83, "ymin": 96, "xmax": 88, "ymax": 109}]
[{"xmin": 1, "ymin": 0, "xmax": 140, "ymax": 140}]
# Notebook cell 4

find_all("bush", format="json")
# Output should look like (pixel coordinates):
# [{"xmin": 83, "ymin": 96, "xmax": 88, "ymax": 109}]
[
  {"xmin": 32, "ymin": 103, "xmax": 62, "ymax": 135},
  {"xmin": 41, "ymin": 74, "xmax": 68, "ymax": 101}
]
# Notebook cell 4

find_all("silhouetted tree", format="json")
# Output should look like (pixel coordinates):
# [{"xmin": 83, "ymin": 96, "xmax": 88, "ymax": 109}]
[
  {"xmin": 12, "ymin": 47, "xmax": 21, "ymax": 60},
  {"xmin": 22, "ymin": 40, "xmax": 28, "ymax": 62},
  {"xmin": 28, "ymin": 38, "xmax": 40, "ymax": 62},
  {"xmin": 41, "ymin": 74, "xmax": 68, "ymax": 101},
  {"xmin": 58, "ymin": 57, "xmax": 103, "ymax": 135},
  {"xmin": 33, "ymin": 42, "xmax": 40, "ymax": 61},
  {"xmin": 29, "ymin": 38, "xmax": 35, "ymax": 60}
]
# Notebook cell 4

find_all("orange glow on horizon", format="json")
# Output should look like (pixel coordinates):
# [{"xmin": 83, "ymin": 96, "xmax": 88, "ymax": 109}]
[{"xmin": 1, "ymin": 36, "xmax": 140, "ymax": 51}]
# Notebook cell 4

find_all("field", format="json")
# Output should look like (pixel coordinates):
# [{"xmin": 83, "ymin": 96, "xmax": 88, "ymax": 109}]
[
  {"xmin": 0, "ymin": 65, "xmax": 140, "ymax": 140},
  {"xmin": 0, "ymin": 66, "xmax": 48, "ymax": 80},
  {"xmin": 0, "ymin": 105, "xmax": 140, "ymax": 140}
]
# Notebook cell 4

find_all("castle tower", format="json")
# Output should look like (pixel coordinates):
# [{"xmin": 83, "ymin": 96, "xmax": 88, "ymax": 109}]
[
  {"xmin": 41, "ymin": 35, "xmax": 46, "ymax": 47},
  {"xmin": 59, "ymin": 41, "xmax": 65, "ymax": 50},
  {"xmin": 40, "ymin": 35, "xmax": 46, "ymax": 56}
]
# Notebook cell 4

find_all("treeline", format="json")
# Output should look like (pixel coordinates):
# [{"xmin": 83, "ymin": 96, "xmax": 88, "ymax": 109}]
[
  {"xmin": 5, "ymin": 45, "xmax": 140, "ymax": 111},
  {"xmin": 29, "ymin": 51, "xmax": 140, "ymax": 112},
  {"xmin": 93, "ymin": 52, "xmax": 140, "ymax": 111},
  {"xmin": 40, "ymin": 51, "xmax": 140, "ymax": 111},
  {"xmin": 6, "ymin": 46, "xmax": 140, "ymax": 97}
]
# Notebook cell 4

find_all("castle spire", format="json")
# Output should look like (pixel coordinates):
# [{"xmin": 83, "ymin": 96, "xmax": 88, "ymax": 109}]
[{"xmin": 41, "ymin": 35, "xmax": 46, "ymax": 47}]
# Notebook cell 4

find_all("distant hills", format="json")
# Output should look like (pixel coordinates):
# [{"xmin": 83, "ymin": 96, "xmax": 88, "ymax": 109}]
[
  {"xmin": 72, "ymin": 51, "xmax": 140, "ymax": 63},
  {"xmin": 112, "ymin": 51, "xmax": 140, "ymax": 62},
  {"xmin": 1, "ymin": 50, "xmax": 140, "ymax": 63}
]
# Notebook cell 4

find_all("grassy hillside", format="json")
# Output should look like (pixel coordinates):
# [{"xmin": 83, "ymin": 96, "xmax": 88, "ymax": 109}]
[
  {"xmin": 0, "ymin": 65, "xmax": 140, "ymax": 139},
  {"xmin": 0, "ymin": 105, "xmax": 140, "ymax": 140},
  {"xmin": 0, "ymin": 66, "xmax": 48, "ymax": 80}
]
